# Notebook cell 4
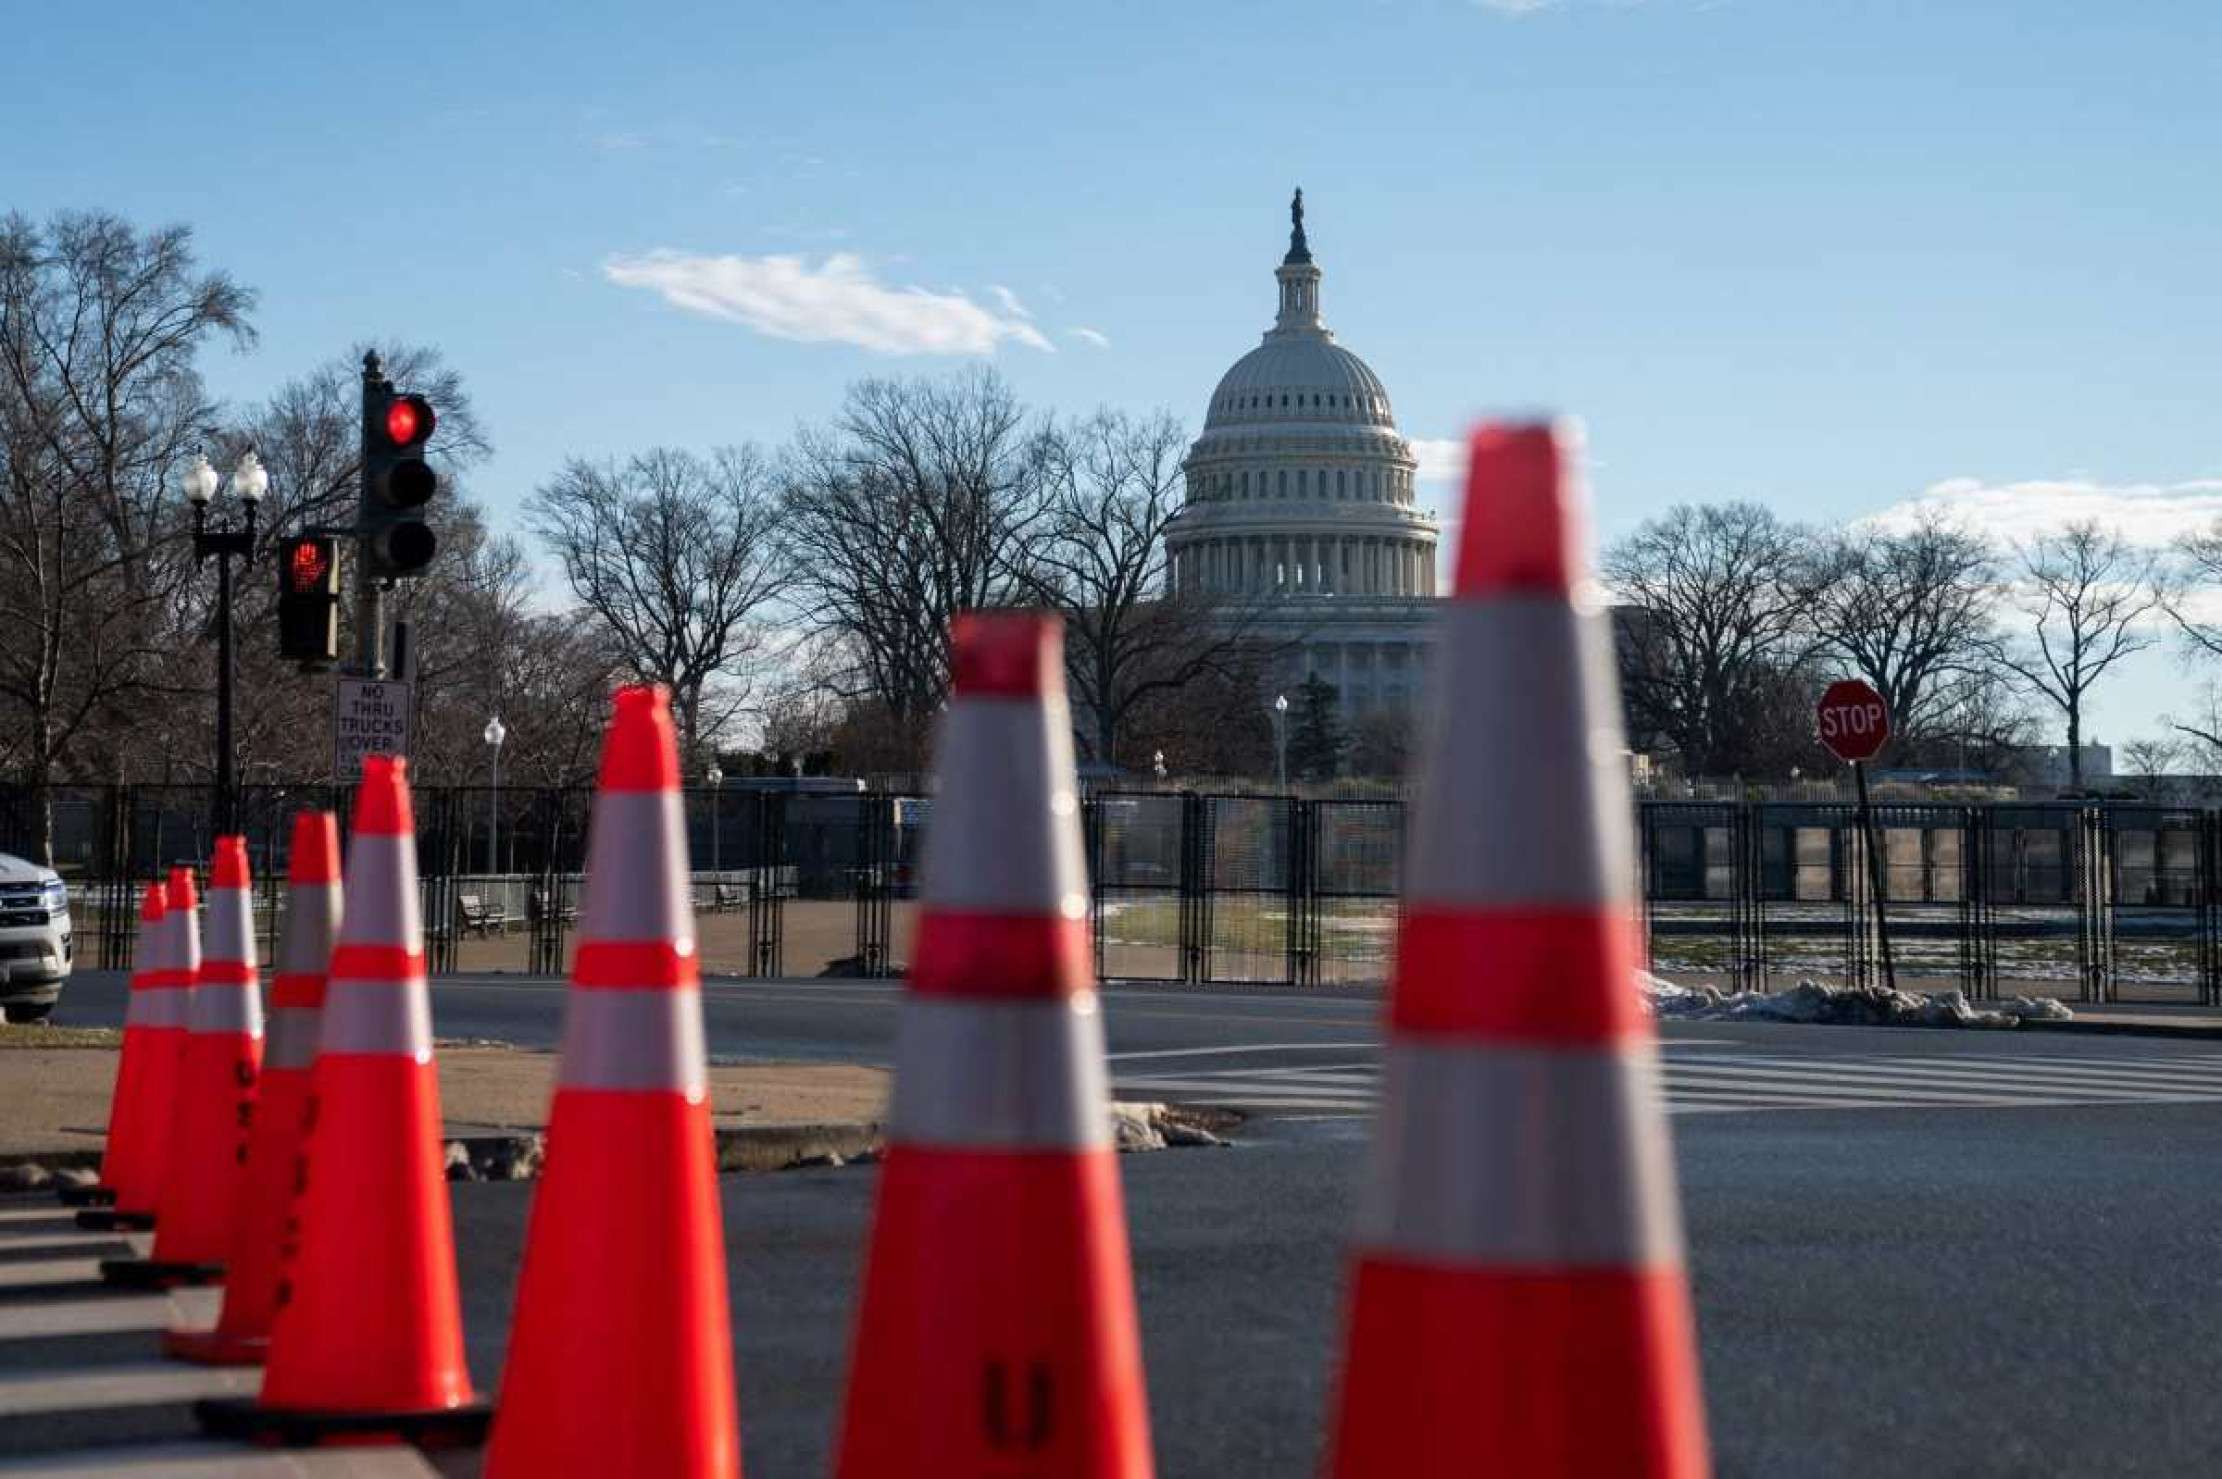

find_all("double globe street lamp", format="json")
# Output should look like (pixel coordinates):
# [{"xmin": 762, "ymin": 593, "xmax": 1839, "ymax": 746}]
[{"xmin": 183, "ymin": 450, "xmax": 268, "ymax": 836}]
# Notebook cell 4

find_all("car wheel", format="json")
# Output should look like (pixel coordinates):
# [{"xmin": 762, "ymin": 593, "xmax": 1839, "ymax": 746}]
[{"xmin": 3, "ymin": 1003, "xmax": 53, "ymax": 1024}]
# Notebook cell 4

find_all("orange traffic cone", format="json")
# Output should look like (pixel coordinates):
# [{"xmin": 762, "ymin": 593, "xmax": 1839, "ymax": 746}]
[
  {"xmin": 1324, "ymin": 422, "xmax": 1710, "ymax": 1477},
  {"xmin": 483, "ymin": 686, "xmax": 738, "ymax": 1478},
  {"xmin": 197, "ymin": 758, "xmax": 489, "ymax": 1447},
  {"xmin": 836, "ymin": 611, "xmax": 1152, "ymax": 1479},
  {"xmin": 70, "ymin": 884, "xmax": 178, "ymax": 1228},
  {"xmin": 103, "ymin": 855, "xmax": 260, "ymax": 1288},
  {"xmin": 169, "ymin": 812, "xmax": 343, "ymax": 1365}
]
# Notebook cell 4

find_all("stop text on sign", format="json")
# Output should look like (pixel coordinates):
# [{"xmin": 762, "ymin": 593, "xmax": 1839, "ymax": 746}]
[{"xmin": 1816, "ymin": 678, "xmax": 1891, "ymax": 764}]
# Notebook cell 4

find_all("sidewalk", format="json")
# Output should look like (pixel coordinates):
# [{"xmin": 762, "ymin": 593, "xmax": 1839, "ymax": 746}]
[
  {"xmin": 0, "ymin": 1203, "xmax": 459, "ymax": 1475},
  {"xmin": 0, "ymin": 1039, "xmax": 889, "ymax": 1175}
]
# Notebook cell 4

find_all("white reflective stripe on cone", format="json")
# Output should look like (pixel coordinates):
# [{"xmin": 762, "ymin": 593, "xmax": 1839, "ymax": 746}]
[
  {"xmin": 335, "ymin": 834, "xmax": 423, "ymax": 952},
  {"xmin": 139, "ymin": 918, "xmax": 170, "ymax": 981},
  {"xmin": 265, "ymin": 1006, "xmax": 323, "ymax": 1070},
  {"xmin": 276, "ymin": 885, "xmax": 341, "ymax": 974},
  {"xmin": 579, "ymin": 791, "xmax": 695, "ymax": 951},
  {"xmin": 1406, "ymin": 598, "xmax": 1637, "ymax": 910},
  {"xmin": 189, "ymin": 983, "xmax": 263, "ymax": 1036},
  {"xmin": 557, "ymin": 988, "xmax": 708, "ymax": 1096},
  {"xmin": 173, "ymin": 909, "xmax": 201, "ymax": 975},
  {"xmin": 204, "ymin": 888, "xmax": 256, "ymax": 975},
  {"xmin": 125, "ymin": 990, "xmax": 189, "ymax": 1029},
  {"xmin": 890, "ymin": 993, "xmax": 1111, "ymax": 1151},
  {"xmin": 1355, "ymin": 1038, "xmax": 1684, "ymax": 1269},
  {"xmin": 918, "ymin": 697, "xmax": 1088, "ymax": 920},
  {"xmin": 320, "ymin": 978, "xmax": 434, "ymax": 1059}
]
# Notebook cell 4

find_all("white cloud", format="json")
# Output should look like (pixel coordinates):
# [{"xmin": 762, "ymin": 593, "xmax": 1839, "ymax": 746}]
[
  {"xmin": 1408, "ymin": 437, "xmax": 1467, "ymax": 486},
  {"xmin": 1867, "ymin": 476, "xmax": 2222, "ymax": 550},
  {"xmin": 1475, "ymin": 0, "xmax": 1557, "ymax": 11},
  {"xmin": 988, "ymin": 285, "xmax": 1033, "ymax": 321},
  {"xmin": 602, "ymin": 251, "xmax": 1055, "ymax": 356},
  {"xmin": 1067, "ymin": 326, "xmax": 1111, "ymax": 349}
]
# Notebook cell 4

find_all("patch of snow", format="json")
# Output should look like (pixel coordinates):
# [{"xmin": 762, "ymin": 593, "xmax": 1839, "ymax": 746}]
[{"xmin": 1640, "ymin": 971, "xmax": 2071, "ymax": 1029}]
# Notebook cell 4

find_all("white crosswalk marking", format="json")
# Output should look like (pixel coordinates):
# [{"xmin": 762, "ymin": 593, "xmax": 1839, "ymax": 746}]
[{"xmin": 1108, "ymin": 1047, "xmax": 2222, "ymax": 1117}]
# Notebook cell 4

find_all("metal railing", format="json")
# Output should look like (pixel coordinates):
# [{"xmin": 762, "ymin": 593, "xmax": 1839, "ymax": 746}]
[{"xmin": 8, "ymin": 783, "xmax": 2218, "ymax": 1007}]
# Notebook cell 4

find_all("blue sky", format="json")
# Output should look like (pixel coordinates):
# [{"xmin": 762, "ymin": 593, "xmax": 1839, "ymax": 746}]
[{"xmin": 7, "ymin": 0, "xmax": 2219, "ymax": 753}]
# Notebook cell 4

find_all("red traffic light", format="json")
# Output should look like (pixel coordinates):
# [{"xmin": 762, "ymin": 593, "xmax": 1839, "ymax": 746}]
[
  {"xmin": 286, "ymin": 538, "xmax": 333, "ymax": 593},
  {"xmin": 384, "ymin": 394, "xmax": 436, "ymax": 447}
]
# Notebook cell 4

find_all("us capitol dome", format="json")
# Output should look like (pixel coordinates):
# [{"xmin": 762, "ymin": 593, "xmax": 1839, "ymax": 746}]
[{"xmin": 1163, "ymin": 189, "xmax": 1440, "ymax": 721}]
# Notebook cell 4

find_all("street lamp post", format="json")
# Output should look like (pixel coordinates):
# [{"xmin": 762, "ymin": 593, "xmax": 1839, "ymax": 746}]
[
  {"xmin": 1273, "ymin": 694, "xmax": 1290, "ymax": 790},
  {"xmin": 184, "ymin": 451, "xmax": 266, "ymax": 837},
  {"xmin": 483, "ymin": 717, "xmax": 506, "ymax": 874},
  {"xmin": 705, "ymin": 763, "xmax": 723, "ymax": 876}
]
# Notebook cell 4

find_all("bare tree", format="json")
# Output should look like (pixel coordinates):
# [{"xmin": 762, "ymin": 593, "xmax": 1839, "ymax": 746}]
[
  {"xmin": 2122, "ymin": 735, "xmax": 2186, "ymax": 790},
  {"xmin": 0, "ymin": 212, "xmax": 255, "ymax": 858},
  {"xmin": 1603, "ymin": 503, "xmax": 1819, "ymax": 776},
  {"xmin": 1806, "ymin": 512, "xmax": 2001, "ymax": 751},
  {"xmin": 1999, "ymin": 521, "xmax": 2159, "ymax": 789},
  {"xmin": 526, "ymin": 446, "xmax": 786, "ymax": 763},
  {"xmin": 780, "ymin": 370, "xmax": 1049, "ymax": 765},
  {"xmin": 1014, "ymin": 408, "xmax": 1262, "ymax": 764}
]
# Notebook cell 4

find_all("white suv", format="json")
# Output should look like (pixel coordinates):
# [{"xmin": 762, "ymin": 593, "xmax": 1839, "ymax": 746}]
[{"xmin": 0, "ymin": 853, "xmax": 72, "ymax": 1022}]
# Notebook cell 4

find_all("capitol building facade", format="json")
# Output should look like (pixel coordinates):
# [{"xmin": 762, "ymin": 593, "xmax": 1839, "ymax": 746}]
[{"xmin": 1163, "ymin": 191, "xmax": 1440, "ymax": 723}]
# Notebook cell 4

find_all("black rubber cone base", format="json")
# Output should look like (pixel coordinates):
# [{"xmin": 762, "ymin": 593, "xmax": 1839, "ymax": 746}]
[
  {"xmin": 56, "ymin": 1182, "xmax": 115, "ymax": 1207},
  {"xmin": 98, "ymin": 1255, "xmax": 223, "ymax": 1289},
  {"xmin": 195, "ymin": 1396, "xmax": 493, "ymax": 1450},
  {"xmin": 76, "ymin": 1208, "xmax": 155, "ymax": 1233}
]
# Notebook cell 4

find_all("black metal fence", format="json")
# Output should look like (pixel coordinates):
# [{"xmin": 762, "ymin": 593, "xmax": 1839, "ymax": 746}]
[{"xmin": 11, "ymin": 784, "xmax": 2222, "ymax": 1007}]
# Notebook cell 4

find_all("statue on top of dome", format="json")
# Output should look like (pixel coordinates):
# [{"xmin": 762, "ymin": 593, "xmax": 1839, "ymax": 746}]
[{"xmin": 1286, "ymin": 187, "xmax": 1312, "ymax": 264}]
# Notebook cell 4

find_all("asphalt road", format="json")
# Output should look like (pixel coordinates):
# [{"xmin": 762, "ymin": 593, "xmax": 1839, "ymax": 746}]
[
  {"xmin": 447, "ymin": 1104, "xmax": 2222, "ymax": 1478},
  {"xmin": 45, "ymin": 971, "xmax": 2222, "ymax": 1475}
]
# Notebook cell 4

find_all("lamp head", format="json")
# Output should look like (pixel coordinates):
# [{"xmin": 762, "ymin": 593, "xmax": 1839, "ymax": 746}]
[
  {"xmin": 181, "ymin": 454, "xmax": 220, "ymax": 508},
  {"xmin": 230, "ymin": 450, "xmax": 269, "ymax": 505}
]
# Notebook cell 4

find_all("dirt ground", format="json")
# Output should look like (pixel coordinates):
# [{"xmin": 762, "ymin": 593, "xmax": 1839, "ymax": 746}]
[{"xmin": 0, "ymin": 1040, "xmax": 888, "ymax": 1158}]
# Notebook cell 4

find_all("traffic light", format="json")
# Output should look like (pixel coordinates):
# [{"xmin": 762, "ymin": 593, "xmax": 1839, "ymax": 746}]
[
  {"xmin": 361, "ymin": 382, "xmax": 439, "ymax": 577},
  {"xmin": 277, "ymin": 535, "xmax": 341, "ymax": 662}
]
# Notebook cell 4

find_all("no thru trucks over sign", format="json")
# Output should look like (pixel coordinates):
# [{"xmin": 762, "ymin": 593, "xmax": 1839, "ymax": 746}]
[{"xmin": 333, "ymin": 676, "xmax": 414, "ymax": 780}]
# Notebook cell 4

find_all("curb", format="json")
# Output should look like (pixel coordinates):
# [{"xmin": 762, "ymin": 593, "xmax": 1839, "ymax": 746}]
[
  {"xmin": 439, "ymin": 1122, "xmax": 889, "ymax": 1182},
  {"xmin": 2019, "ymin": 1017, "xmax": 2222, "ymax": 1041}
]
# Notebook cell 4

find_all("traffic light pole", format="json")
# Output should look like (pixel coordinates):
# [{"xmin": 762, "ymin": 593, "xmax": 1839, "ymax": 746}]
[{"xmin": 357, "ymin": 352, "xmax": 388, "ymax": 679}]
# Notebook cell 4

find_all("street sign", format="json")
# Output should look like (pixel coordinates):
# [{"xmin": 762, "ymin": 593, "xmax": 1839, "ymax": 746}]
[
  {"xmin": 333, "ymin": 676, "xmax": 414, "ymax": 780},
  {"xmin": 1816, "ymin": 679, "xmax": 1891, "ymax": 764},
  {"xmin": 1816, "ymin": 677, "xmax": 1898, "ymax": 992}
]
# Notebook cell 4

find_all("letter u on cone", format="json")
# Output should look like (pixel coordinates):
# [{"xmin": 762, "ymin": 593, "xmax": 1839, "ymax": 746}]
[
  {"xmin": 199, "ymin": 758, "xmax": 488, "ymax": 1447},
  {"xmin": 87, "ymin": 884, "xmax": 178, "ymax": 1221},
  {"xmin": 169, "ymin": 811, "xmax": 343, "ymax": 1365},
  {"xmin": 836, "ymin": 611, "xmax": 1152, "ymax": 1479},
  {"xmin": 484, "ymin": 686, "xmax": 739, "ymax": 1479},
  {"xmin": 1325, "ymin": 423, "xmax": 1710, "ymax": 1478}
]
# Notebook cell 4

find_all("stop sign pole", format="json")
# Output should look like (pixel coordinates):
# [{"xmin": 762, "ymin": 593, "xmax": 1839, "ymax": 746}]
[{"xmin": 1817, "ymin": 679, "xmax": 1897, "ymax": 993}]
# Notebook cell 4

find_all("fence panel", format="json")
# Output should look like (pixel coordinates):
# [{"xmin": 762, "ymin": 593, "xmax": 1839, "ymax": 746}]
[
  {"xmin": 1090, "ymin": 792, "xmax": 1189, "ymax": 983},
  {"xmin": 1641, "ymin": 802, "xmax": 1761, "ymax": 987},
  {"xmin": 1198, "ymin": 795, "xmax": 1297, "ymax": 985},
  {"xmin": 2098, "ymin": 805, "xmax": 2211, "ymax": 1005},
  {"xmin": 1308, "ymin": 800, "xmax": 1402, "ymax": 987}
]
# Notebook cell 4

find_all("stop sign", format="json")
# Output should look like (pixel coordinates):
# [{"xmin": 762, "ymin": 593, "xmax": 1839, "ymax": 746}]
[{"xmin": 1816, "ymin": 679, "xmax": 1891, "ymax": 764}]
